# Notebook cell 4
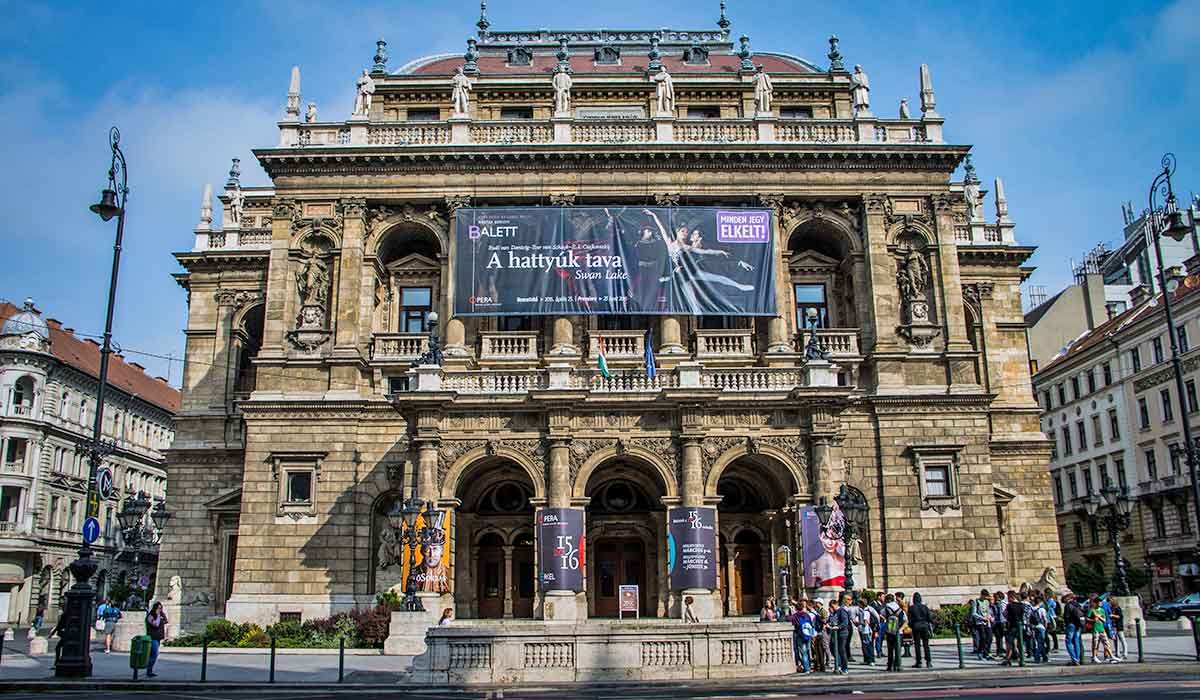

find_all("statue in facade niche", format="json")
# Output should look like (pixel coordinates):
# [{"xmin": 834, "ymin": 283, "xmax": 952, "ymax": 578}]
[
  {"xmin": 305, "ymin": 103, "xmax": 318, "ymax": 123},
  {"xmin": 851, "ymin": 64, "xmax": 871, "ymax": 114},
  {"xmin": 897, "ymin": 246, "xmax": 931, "ymax": 322},
  {"xmin": 353, "ymin": 70, "xmax": 375, "ymax": 117},
  {"xmin": 651, "ymin": 68, "xmax": 675, "ymax": 116},
  {"xmin": 552, "ymin": 65, "xmax": 573, "ymax": 116},
  {"xmin": 377, "ymin": 524, "xmax": 400, "ymax": 569},
  {"xmin": 451, "ymin": 66, "xmax": 472, "ymax": 116},
  {"xmin": 753, "ymin": 65, "xmax": 773, "ymax": 114},
  {"xmin": 297, "ymin": 255, "xmax": 331, "ymax": 309}
]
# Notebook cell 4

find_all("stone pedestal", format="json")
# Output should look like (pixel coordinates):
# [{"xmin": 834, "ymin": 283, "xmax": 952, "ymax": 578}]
[
  {"xmin": 755, "ymin": 115, "xmax": 777, "ymax": 142},
  {"xmin": 163, "ymin": 603, "xmax": 183, "ymax": 641},
  {"xmin": 383, "ymin": 593, "xmax": 452, "ymax": 656},
  {"xmin": 112, "ymin": 616, "xmax": 145, "ymax": 652},
  {"xmin": 29, "ymin": 633, "xmax": 48, "ymax": 655},
  {"xmin": 676, "ymin": 361, "xmax": 702, "ymax": 388},
  {"xmin": 1113, "ymin": 595, "xmax": 1145, "ymax": 637},
  {"xmin": 542, "ymin": 590, "xmax": 586, "ymax": 623},
  {"xmin": 803, "ymin": 360, "xmax": 838, "ymax": 387},
  {"xmin": 552, "ymin": 117, "xmax": 573, "ymax": 144},
  {"xmin": 681, "ymin": 588, "xmax": 720, "ymax": 621},
  {"xmin": 653, "ymin": 116, "xmax": 675, "ymax": 142},
  {"xmin": 449, "ymin": 117, "xmax": 470, "ymax": 144},
  {"xmin": 413, "ymin": 364, "xmax": 442, "ymax": 392},
  {"xmin": 547, "ymin": 362, "xmax": 574, "ymax": 389}
]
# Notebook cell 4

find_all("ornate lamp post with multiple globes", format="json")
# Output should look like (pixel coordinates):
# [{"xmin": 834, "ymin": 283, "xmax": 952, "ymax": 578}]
[
  {"xmin": 56, "ymin": 127, "xmax": 130, "ymax": 678},
  {"xmin": 815, "ymin": 484, "xmax": 870, "ymax": 592},
  {"xmin": 1080, "ymin": 480, "xmax": 1134, "ymax": 596}
]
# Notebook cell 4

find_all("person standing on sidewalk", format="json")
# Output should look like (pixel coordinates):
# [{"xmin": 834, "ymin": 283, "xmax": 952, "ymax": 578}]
[
  {"xmin": 792, "ymin": 600, "xmax": 817, "ymax": 674},
  {"xmin": 1044, "ymin": 592, "xmax": 1060, "ymax": 652},
  {"xmin": 1062, "ymin": 593, "xmax": 1084, "ymax": 665},
  {"xmin": 907, "ymin": 592, "xmax": 933, "ymax": 669},
  {"xmin": 144, "ymin": 602, "xmax": 168, "ymax": 678},
  {"xmin": 991, "ymin": 590, "xmax": 1008, "ymax": 659},
  {"xmin": 883, "ymin": 593, "xmax": 906, "ymax": 672},
  {"xmin": 1001, "ymin": 591, "xmax": 1024, "ymax": 666},
  {"xmin": 871, "ymin": 594, "xmax": 886, "ymax": 659},
  {"xmin": 857, "ymin": 597, "xmax": 879, "ymax": 666},
  {"xmin": 828, "ymin": 597, "xmax": 852, "ymax": 674},
  {"xmin": 1109, "ymin": 599, "xmax": 1127, "ymax": 660},
  {"xmin": 96, "ymin": 598, "xmax": 122, "ymax": 654},
  {"xmin": 812, "ymin": 599, "xmax": 830, "ymax": 672},
  {"xmin": 971, "ymin": 589, "xmax": 994, "ymax": 660},
  {"xmin": 1087, "ymin": 595, "xmax": 1115, "ymax": 663},
  {"xmin": 1031, "ymin": 594, "xmax": 1049, "ymax": 663}
]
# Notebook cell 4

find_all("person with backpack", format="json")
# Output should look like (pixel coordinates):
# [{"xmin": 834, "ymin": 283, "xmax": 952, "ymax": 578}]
[
  {"xmin": 871, "ymin": 595, "xmax": 887, "ymax": 659},
  {"xmin": 827, "ymin": 597, "xmax": 852, "ymax": 674},
  {"xmin": 883, "ymin": 593, "xmax": 906, "ymax": 672},
  {"xmin": 857, "ymin": 597, "xmax": 879, "ymax": 665},
  {"xmin": 96, "ymin": 598, "xmax": 122, "ymax": 654},
  {"xmin": 813, "ymin": 600, "xmax": 832, "ymax": 673},
  {"xmin": 1031, "ymin": 594, "xmax": 1049, "ymax": 663},
  {"xmin": 971, "ymin": 589, "xmax": 994, "ymax": 660},
  {"xmin": 791, "ymin": 600, "xmax": 817, "ymax": 673},
  {"xmin": 1062, "ymin": 592, "xmax": 1084, "ymax": 665},
  {"xmin": 907, "ymin": 592, "xmax": 933, "ymax": 668}
]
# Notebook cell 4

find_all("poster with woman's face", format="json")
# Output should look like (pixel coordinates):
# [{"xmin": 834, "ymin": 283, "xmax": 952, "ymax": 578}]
[{"xmin": 801, "ymin": 503, "xmax": 845, "ymax": 589}]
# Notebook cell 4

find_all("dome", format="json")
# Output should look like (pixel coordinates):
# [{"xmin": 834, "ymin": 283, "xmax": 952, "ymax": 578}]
[{"xmin": 2, "ymin": 298, "xmax": 50, "ymax": 340}]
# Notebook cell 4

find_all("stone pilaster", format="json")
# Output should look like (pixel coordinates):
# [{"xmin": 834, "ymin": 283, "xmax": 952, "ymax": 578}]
[
  {"xmin": 681, "ymin": 438, "xmax": 703, "ymax": 507},
  {"xmin": 259, "ymin": 199, "xmax": 298, "ymax": 360},
  {"xmin": 863, "ymin": 194, "xmax": 900, "ymax": 353},
  {"xmin": 334, "ymin": 199, "xmax": 366, "ymax": 352},
  {"xmin": 416, "ymin": 439, "xmax": 439, "ymax": 503},
  {"xmin": 759, "ymin": 194, "xmax": 795, "ymax": 354},
  {"xmin": 548, "ymin": 438, "xmax": 571, "ymax": 509},
  {"xmin": 932, "ymin": 193, "xmax": 972, "ymax": 353}
]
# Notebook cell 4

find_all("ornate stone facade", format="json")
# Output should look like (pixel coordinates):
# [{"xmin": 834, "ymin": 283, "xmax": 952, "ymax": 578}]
[{"xmin": 160, "ymin": 15, "xmax": 1058, "ymax": 630}]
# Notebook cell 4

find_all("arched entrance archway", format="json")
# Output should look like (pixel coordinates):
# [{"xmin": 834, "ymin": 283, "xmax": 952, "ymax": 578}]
[
  {"xmin": 583, "ymin": 457, "xmax": 668, "ymax": 618},
  {"xmin": 453, "ymin": 458, "xmax": 536, "ymax": 619}
]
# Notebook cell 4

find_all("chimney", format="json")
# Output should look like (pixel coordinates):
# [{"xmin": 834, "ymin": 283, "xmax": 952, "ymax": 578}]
[
  {"xmin": 63, "ymin": 327, "xmax": 75, "ymax": 335},
  {"xmin": 155, "ymin": 376, "xmax": 169, "ymax": 384},
  {"xmin": 130, "ymin": 362, "xmax": 146, "ymax": 371},
  {"xmin": 1130, "ymin": 284, "xmax": 1152, "ymax": 308}
]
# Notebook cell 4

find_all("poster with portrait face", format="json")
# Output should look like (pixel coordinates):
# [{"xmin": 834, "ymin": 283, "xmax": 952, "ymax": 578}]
[
  {"xmin": 801, "ymin": 504, "xmax": 846, "ymax": 589},
  {"xmin": 399, "ymin": 509, "xmax": 453, "ymax": 595},
  {"xmin": 537, "ymin": 507, "xmax": 585, "ymax": 592},
  {"xmin": 667, "ymin": 507, "xmax": 718, "ymax": 590}
]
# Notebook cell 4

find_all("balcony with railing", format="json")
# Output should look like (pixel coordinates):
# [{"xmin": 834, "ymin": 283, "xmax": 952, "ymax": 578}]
[
  {"xmin": 479, "ymin": 331, "xmax": 540, "ymax": 364},
  {"xmin": 0, "ymin": 520, "xmax": 32, "ymax": 537},
  {"xmin": 587, "ymin": 330, "xmax": 646, "ymax": 364},
  {"xmin": 372, "ymin": 333, "xmax": 430, "ymax": 364},
  {"xmin": 694, "ymin": 329, "xmax": 755, "ymax": 363}
]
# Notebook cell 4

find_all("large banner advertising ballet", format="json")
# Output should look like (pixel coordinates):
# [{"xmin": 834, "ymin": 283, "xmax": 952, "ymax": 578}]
[
  {"xmin": 537, "ymin": 508, "xmax": 585, "ymax": 592},
  {"xmin": 667, "ymin": 507, "xmax": 718, "ymax": 590},
  {"xmin": 454, "ymin": 207, "xmax": 776, "ymax": 316}
]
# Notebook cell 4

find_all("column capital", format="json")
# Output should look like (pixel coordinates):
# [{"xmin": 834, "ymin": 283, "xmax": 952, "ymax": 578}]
[
  {"xmin": 445, "ymin": 194, "xmax": 472, "ymax": 212},
  {"xmin": 340, "ymin": 198, "xmax": 368, "ymax": 219}
]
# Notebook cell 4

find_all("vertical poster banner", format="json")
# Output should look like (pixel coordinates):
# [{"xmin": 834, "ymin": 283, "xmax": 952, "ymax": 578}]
[
  {"xmin": 399, "ymin": 509, "xmax": 453, "ymax": 594},
  {"xmin": 667, "ymin": 507, "xmax": 718, "ymax": 590},
  {"xmin": 801, "ymin": 502, "xmax": 846, "ymax": 589},
  {"xmin": 538, "ymin": 507, "xmax": 585, "ymax": 592},
  {"xmin": 454, "ymin": 206, "xmax": 776, "ymax": 316}
]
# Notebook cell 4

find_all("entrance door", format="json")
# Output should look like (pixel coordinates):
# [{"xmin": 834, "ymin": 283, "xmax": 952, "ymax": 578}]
[
  {"xmin": 594, "ymin": 538, "xmax": 645, "ymax": 617},
  {"xmin": 736, "ymin": 544, "xmax": 762, "ymax": 615},
  {"xmin": 477, "ymin": 534, "xmax": 505, "ymax": 619},
  {"xmin": 513, "ymin": 542, "xmax": 535, "ymax": 618}
]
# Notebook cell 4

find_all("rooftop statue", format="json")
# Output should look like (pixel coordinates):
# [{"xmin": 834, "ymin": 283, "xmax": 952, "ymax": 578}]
[
  {"xmin": 552, "ymin": 65, "xmax": 573, "ymax": 116},
  {"xmin": 353, "ymin": 70, "xmax": 376, "ymax": 117},
  {"xmin": 753, "ymin": 65, "xmax": 773, "ymax": 114},
  {"xmin": 651, "ymin": 68, "xmax": 675, "ymax": 116},
  {"xmin": 851, "ymin": 64, "xmax": 871, "ymax": 115},
  {"xmin": 452, "ymin": 66, "xmax": 472, "ymax": 117}
]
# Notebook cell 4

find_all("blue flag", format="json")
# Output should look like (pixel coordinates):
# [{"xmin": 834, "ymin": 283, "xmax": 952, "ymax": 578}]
[{"xmin": 644, "ymin": 327, "xmax": 657, "ymax": 379}]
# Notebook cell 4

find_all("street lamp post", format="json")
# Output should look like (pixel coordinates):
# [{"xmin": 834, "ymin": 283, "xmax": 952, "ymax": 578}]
[
  {"xmin": 56, "ymin": 127, "xmax": 130, "ymax": 678},
  {"xmin": 776, "ymin": 544, "xmax": 792, "ymax": 618},
  {"xmin": 1081, "ymin": 480, "xmax": 1134, "ymax": 596},
  {"xmin": 115, "ymin": 492, "xmax": 171, "ymax": 609},
  {"xmin": 1145, "ymin": 154, "xmax": 1200, "ymax": 542}
]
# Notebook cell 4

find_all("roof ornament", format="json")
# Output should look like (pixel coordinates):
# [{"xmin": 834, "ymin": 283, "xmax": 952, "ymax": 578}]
[
  {"xmin": 683, "ymin": 39, "xmax": 709, "ymax": 65},
  {"xmin": 285, "ymin": 66, "xmax": 301, "ymax": 122},
  {"xmin": 919, "ymin": 64, "xmax": 939, "ymax": 118},
  {"xmin": 556, "ymin": 36, "xmax": 571, "ymax": 72},
  {"xmin": 717, "ymin": 1, "xmax": 730, "ymax": 31},
  {"xmin": 464, "ymin": 37, "xmax": 480, "ymax": 75},
  {"xmin": 647, "ymin": 33, "xmax": 663, "ymax": 73},
  {"xmin": 226, "ymin": 158, "xmax": 241, "ymax": 189},
  {"xmin": 963, "ymin": 154, "xmax": 980, "ymax": 185},
  {"xmin": 198, "ymin": 184, "xmax": 213, "ymax": 232},
  {"xmin": 477, "ymin": 1, "xmax": 490, "ymax": 36},
  {"xmin": 737, "ymin": 35, "xmax": 753, "ymax": 72},
  {"xmin": 827, "ymin": 35, "xmax": 845, "ymax": 72},
  {"xmin": 994, "ymin": 177, "xmax": 1011, "ymax": 225},
  {"xmin": 373, "ymin": 39, "xmax": 389, "ymax": 75}
]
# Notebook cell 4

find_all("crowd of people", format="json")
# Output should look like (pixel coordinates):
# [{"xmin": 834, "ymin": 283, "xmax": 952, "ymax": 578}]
[{"xmin": 760, "ymin": 587, "xmax": 1131, "ymax": 674}]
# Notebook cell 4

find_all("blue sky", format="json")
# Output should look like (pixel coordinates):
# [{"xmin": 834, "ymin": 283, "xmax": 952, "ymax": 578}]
[{"xmin": 1, "ymin": 0, "xmax": 1197, "ymax": 384}]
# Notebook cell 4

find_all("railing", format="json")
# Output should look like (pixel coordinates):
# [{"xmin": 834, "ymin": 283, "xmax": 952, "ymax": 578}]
[
  {"xmin": 954, "ymin": 225, "xmax": 972, "ymax": 242},
  {"xmin": 694, "ymin": 329, "xmax": 755, "ymax": 359},
  {"xmin": 793, "ymin": 328, "xmax": 861, "ymax": 358},
  {"xmin": 470, "ymin": 121, "xmax": 553, "ymax": 144},
  {"xmin": 479, "ymin": 332, "xmax": 540, "ymax": 362},
  {"xmin": 293, "ymin": 124, "xmax": 351, "ymax": 147},
  {"xmin": 983, "ymin": 225, "xmax": 1003, "ymax": 243},
  {"xmin": 588, "ymin": 330, "xmax": 646, "ymax": 360},
  {"xmin": 676, "ymin": 120, "xmax": 756, "ymax": 143},
  {"xmin": 1, "ymin": 461, "xmax": 26, "ymax": 474},
  {"xmin": 0, "ymin": 521, "xmax": 31, "ymax": 536},
  {"xmin": 442, "ymin": 370, "xmax": 548, "ymax": 394},
  {"xmin": 239, "ymin": 229, "xmax": 272, "ymax": 246},
  {"xmin": 367, "ymin": 123, "xmax": 452, "ymax": 145},
  {"xmin": 572, "ymin": 120, "xmax": 655, "ymax": 144},
  {"xmin": 776, "ymin": 120, "xmax": 857, "ymax": 143},
  {"xmin": 573, "ymin": 369, "xmax": 677, "ymax": 393},
  {"xmin": 372, "ymin": 333, "xmax": 429, "ymax": 362},
  {"xmin": 9, "ymin": 404, "xmax": 31, "ymax": 416},
  {"xmin": 702, "ymin": 368, "xmax": 804, "ymax": 392}
]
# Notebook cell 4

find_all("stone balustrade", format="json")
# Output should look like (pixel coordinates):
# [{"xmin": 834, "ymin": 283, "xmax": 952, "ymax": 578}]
[
  {"xmin": 441, "ymin": 370, "xmax": 548, "ymax": 394},
  {"xmin": 806, "ymin": 328, "xmax": 861, "ymax": 359},
  {"xmin": 694, "ymin": 329, "xmax": 755, "ymax": 360},
  {"xmin": 0, "ymin": 521, "xmax": 31, "ymax": 536},
  {"xmin": 588, "ymin": 330, "xmax": 645, "ymax": 361},
  {"xmin": 701, "ymin": 367, "xmax": 805, "ymax": 392},
  {"xmin": 1, "ymin": 460, "xmax": 27, "ymax": 475},
  {"xmin": 478, "ymin": 331, "xmax": 540, "ymax": 362},
  {"xmin": 280, "ymin": 116, "xmax": 942, "ymax": 148},
  {"xmin": 372, "ymin": 333, "xmax": 430, "ymax": 362},
  {"xmin": 574, "ymin": 369, "xmax": 678, "ymax": 393}
]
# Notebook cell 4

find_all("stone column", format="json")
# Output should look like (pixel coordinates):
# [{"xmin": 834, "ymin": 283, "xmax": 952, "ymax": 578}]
[
  {"xmin": 444, "ymin": 195, "xmax": 471, "ymax": 325},
  {"xmin": 416, "ymin": 440, "xmax": 439, "ymax": 504},
  {"xmin": 212, "ymin": 292, "xmax": 240, "ymax": 406},
  {"xmin": 760, "ymin": 195, "xmax": 795, "ymax": 355},
  {"xmin": 681, "ymin": 439, "xmax": 703, "ymax": 507},
  {"xmin": 933, "ymin": 194, "xmax": 972, "ymax": 353},
  {"xmin": 812, "ymin": 438, "xmax": 836, "ymax": 501},
  {"xmin": 502, "ymin": 545, "xmax": 514, "ymax": 618},
  {"xmin": 659, "ymin": 316, "xmax": 686, "ymax": 356},
  {"xmin": 862, "ymin": 195, "xmax": 898, "ymax": 354},
  {"xmin": 548, "ymin": 439, "xmax": 570, "ymax": 509},
  {"xmin": 549, "ymin": 317, "xmax": 578, "ymax": 357}
]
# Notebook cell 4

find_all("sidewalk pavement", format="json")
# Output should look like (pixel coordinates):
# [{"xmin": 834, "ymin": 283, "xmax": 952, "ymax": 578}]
[{"xmin": 0, "ymin": 626, "xmax": 1196, "ymax": 687}]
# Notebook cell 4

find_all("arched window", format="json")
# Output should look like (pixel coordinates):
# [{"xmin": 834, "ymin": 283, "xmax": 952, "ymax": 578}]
[{"xmin": 11, "ymin": 376, "xmax": 35, "ymax": 416}]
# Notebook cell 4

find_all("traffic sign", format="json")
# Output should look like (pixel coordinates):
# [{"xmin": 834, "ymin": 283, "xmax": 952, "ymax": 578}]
[
  {"xmin": 97, "ymin": 467, "xmax": 114, "ymax": 501},
  {"xmin": 82, "ymin": 516, "xmax": 101, "ymax": 544},
  {"xmin": 87, "ymin": 492, "xmax": 100, "ymax": 519}
]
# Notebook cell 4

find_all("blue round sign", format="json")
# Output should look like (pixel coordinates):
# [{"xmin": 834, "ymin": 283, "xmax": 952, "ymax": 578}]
[{"xmin": 82, "ymin": 516, "xmax": 101, "ymax": 544}]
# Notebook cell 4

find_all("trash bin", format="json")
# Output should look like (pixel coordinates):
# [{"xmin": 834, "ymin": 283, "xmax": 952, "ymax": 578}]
[{"xmin": 129, "ymin": 635, "xmax": 152, "ymax": 671}]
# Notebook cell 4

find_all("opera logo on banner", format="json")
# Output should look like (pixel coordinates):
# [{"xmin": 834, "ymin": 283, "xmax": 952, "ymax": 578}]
[
  {"xmin": 538, "ymin": 508, "xmax": 585, "ymax": 592},
  {"xmin": 667, "ymin": 507, "xmax": 717, "ymax": 591}
]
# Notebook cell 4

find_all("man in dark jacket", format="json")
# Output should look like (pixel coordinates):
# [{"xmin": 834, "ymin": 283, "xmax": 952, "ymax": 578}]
[
  {"xmin": 1062, "ymin": 593, "xmax": 1085, "ymax": 665},
  {"xmin": 907, "ymin": 592, "xmax": 933, "ymax": 668},
  {"xmin": 1002, "ymin": 591, "xmax": 1025, "ymax": 666},
  {"xmin": 828, "ymin": 597, "xmax": 853, "ymax": 674},
  {"xmin": 991, "ymin": 590, "xmax": 1008, "ymax": 658}
]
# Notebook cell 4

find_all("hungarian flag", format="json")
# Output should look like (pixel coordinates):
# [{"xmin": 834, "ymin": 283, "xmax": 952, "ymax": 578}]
[{"xmin": 597, "ymin": 335, "xmax": 612, "ymax": 379}]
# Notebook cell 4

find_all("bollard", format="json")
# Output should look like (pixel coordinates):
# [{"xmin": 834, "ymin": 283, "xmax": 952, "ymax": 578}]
[
  {"xmin": 269, "ymin": 634, "xmax": 277, "ymax": 683},
  {"xmin": 1135, "ymin": 619, "xmax": 1144, "ymax": 664},
  {"xmin": 1016, "ymin": 620, "xmax": 1025, "ymax": 667},
  {"xmin": 338, "ymin": 636, "xmax": 345, "ymax": 683},
  {"xmin": 953, "ymin": 623, "xmax": 964, "ymax": 669},
  {"xmin": 201, "ymin": 638, "xmax": 209, "ymax": 682}
]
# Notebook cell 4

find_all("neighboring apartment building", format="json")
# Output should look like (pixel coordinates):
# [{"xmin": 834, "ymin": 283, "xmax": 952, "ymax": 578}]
[
  {"xmin": 1025, "ymin": 196, "xmax": 1200, "ymax": 372},
  {"xmin": 0, "ymin": 299, "xmax": 179, "ymax": 625},
  {"xmin": 1035, "ymin": 276, "xmax": 1200, "ymax": 602}
]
